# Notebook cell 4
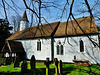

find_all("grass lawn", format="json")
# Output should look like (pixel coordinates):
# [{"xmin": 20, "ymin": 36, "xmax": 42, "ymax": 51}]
[{"xmin": 0, "ymin": 61, "xmax": 100, "ymax": 75}]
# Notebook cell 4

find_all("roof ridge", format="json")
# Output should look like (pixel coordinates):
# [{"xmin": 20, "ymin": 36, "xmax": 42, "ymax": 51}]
[
  {"xmin": 30, "ymin": 21, "xmax": 60, "ymax": 28},
  {"xmin": 61, "ymin": 16, "xmax": 92, "ymax": 23}
]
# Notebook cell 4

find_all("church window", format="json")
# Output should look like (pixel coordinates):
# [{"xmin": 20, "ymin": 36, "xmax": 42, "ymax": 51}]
[
  {"xmin": 57, "ymin": 41, "xmax": 63, "ymax": 55},
  {"xmin": 61, "ymin": 45, "xmax": 63, "ymax": 55},
  {"xmin": 57, "ymin": 45, "xmax": 59, "ymax": 55},
  {"xmin": 80, "ymin": 40, "xmax": 84, "ymax": 52},
  {"xmin": 37, "ymin": 39, "xmax": 41, "ymax": 51}
]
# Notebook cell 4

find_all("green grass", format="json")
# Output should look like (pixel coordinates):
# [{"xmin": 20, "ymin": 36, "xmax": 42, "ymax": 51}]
[
  {"xmin": 63, "ymin": 64, "xmax": 100, "ymax": 75},
  {"xmin": 0, "ymin": 61, "xmax": 100, "ymax": 75}
]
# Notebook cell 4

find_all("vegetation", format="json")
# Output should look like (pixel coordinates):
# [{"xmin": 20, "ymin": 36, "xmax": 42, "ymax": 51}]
[
  {"xmin": 0, "ymin": 61, "xmax": 100, "ymax": 75},
  {"xmin": 0, "ymin": 19, "xmax": 12, "ymax": 52}
]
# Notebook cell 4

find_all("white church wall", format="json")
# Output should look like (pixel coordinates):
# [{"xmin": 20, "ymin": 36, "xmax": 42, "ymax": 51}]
[
  {"xmin": 15, "ymin": 38, "xmax": 52, "ymax": 60},
  {"xmin": 14, "ymin": 34, "xmax": 100, "ymax": 64},
  {"xmin": 54, "ymin": 35, "xmax": 100, "ymax": 64}
]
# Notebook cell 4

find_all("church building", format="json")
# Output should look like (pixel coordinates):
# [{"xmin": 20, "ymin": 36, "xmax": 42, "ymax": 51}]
[{"xmin": 6, "ymin": 11, "xmax": 100, "ymax": 64}]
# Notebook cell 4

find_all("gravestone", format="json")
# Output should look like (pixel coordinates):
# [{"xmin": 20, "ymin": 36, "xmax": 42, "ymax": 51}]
[
  {"xmin": 21, "ymin": 60, "xmax": 27, "ymax": 74},
  {"xmin": 14, "ymin": 56, "xmax": 20, "ymax": 68},
  {"xmin": 5, "ymin": 57, "xmax": 12, "ymax": 65},
  {"xmin": 46, "ymin": 58, "xmax": 50, "ymax": 75},
  {"xmin": 53, "ymin": 58, "xmax": 59, "ymax": 75},
  {"xmin": 30, "ymin": 55, "xmax": 36, "ymax": 69},
  {"xmin": 58, "ymin": 60, "xmax": 63, "ymax": 75}
]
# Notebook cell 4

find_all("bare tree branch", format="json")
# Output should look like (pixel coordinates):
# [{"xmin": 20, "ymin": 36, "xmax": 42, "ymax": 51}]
[
  {"xmin": 2, "ymin": 0, "xmax": 7, "ymax": 19},
  {"xmin": 65, "ymin": 0, "xmax": 74, "ymax": 35},
  {"xmin": 71, "ymin": 14, "xmax": 99, "ymax": 47},
  {"xmin": 23, "ymin": 0, "xmax": 39, "ymax": 18},
  {"xmin": 84, "ymin": 0, "xmax": 93, "ymax": 17},
  {"xmin": 4, "ymin": 0, "xmax": 20, "ymax": 17}
]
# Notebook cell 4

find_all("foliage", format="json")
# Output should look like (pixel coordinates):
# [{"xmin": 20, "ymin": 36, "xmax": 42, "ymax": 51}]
[
  {"xmin": 63, "ymin": 64, "xmax": 100, "ymax": 75},
  {"xmin": 10, "ymin": 16, "xmax": 21, "ymax": 32},
  {"xmin": 0, "ymin": 58, "xmax": 5, "ymax": 65},
  {"xmin": 0, "ymin": 19, "xmax": 12, "ymax": 52}
]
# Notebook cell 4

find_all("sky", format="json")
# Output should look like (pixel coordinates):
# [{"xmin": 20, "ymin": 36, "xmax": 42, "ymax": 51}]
[{"xmin": 0, "ymin": 0, "xmax": 100, "ymax": 27}]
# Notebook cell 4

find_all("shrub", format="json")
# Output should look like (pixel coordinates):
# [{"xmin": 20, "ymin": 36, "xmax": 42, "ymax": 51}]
[
  {"xmin": 0, "ymin": 58, "xmax": 5, "ymax": 65},
  {"xmin": 0, "ymin": 53, "xmax": 3, "ymax": 58}
]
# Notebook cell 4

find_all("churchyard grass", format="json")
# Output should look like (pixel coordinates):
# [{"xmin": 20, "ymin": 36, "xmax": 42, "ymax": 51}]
[{"xmin": 0, "ymin": 61, "xmax": 100, "ymax": 75}]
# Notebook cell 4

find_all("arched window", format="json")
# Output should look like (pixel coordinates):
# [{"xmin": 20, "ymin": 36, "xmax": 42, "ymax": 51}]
[
  {"xmin": 57, "ymin": 41, "xmax": 63, "ymax": 55},
  {"xmin": 57, "ymin": 45, "xmax": 59, "ymax": 55},
  {"xmin": 80, "ymin": 40, "xmax": 84, "ymax": 52},
  {"xmin": 37, "ymin": 39, "xmax": 41, "ymax": 51},
  {"xmin": 61, "ymin": 45, "xmax": 63, "ymax": 55}
]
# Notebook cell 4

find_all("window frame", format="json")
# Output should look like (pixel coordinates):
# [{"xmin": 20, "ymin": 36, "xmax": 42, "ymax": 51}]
[
  {"xmin": 80, "ymin": 40, "xmax": 84, "ymax": 52},
  {"xmin": 37, "ymin": 40, "xmax": 41, "ymax": 51},
  {"xmin": 57, "ymin": 41, "xmax": 64, "ymax": 55}
]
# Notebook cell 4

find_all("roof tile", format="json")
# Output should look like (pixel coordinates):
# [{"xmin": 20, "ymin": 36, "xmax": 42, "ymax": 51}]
[
  {"xmin": 7, "ymin": 17, "xmax": 98, "ymax": 40},
  {"xmin": 54, "ymin": 17, "xmax": 98, "ymax": 37}
]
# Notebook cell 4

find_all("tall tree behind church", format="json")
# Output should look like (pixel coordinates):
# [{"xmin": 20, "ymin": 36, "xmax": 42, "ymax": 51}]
[{"xmin": 10, "ymin": 15, "xmax": 21, "ymax": 32}]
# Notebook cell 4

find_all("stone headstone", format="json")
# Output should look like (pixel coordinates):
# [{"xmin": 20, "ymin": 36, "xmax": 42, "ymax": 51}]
[
  {"xmin": 21, "ymin": 60, "xmax": 27, "ymax": 74},
  {"xmin": 30, "ymin": 55, "xmax": 36, "ymax": 69},
  {"xmin": 46, "ymin": 58, "xmax": 50, "ymax": 75}
]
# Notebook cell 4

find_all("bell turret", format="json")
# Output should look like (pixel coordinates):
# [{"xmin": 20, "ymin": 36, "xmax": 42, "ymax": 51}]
[{"xmin": 20, "ymin": 11, "xmax": 29, "ymax": 31}]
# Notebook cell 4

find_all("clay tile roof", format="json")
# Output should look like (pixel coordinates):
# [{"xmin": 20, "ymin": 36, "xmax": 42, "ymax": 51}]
[
  {"xmin": 6, "ymin": 21, "xmax": 60, "ymax": 40},
  {"xmin": 54, "ymin": 17, "xmax": 98, "ymax": 37},
  {"xmin": 7, "ymin": 17, "xmax": 98, "ymax": 40},
  {"xmin": 20, "ymin": 11, "xmax": 29, "ymax": 22}
]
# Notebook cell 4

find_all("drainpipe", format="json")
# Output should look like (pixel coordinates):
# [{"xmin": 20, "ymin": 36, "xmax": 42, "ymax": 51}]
[{"xmin": 51, "ymin": 37, "xmax": 54, "ymax": 61}]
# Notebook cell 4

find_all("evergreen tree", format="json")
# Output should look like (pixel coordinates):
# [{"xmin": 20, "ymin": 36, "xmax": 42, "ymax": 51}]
[{"xmin": 0, "ymin": 19, "xmax": 12, "ymax": 52}]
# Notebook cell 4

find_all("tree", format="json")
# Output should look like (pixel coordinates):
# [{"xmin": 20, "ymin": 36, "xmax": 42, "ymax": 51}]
[
  {"xmin": 0, "ymin": 0, "xmax": 100, "ymax": 65},
  {"xmin": 23, "ymin": 0, "xmax": 100, "ymax": 47},
  {"xmin": 10, "ymin": 15, "xmax": 21, "ymax": 32},
  {"xmin": 0, "ymin": 19, "xmax": 12, "ymax": 52},
  {"xmin": 0, "ymin": 0, "xmax": 100, "ymax": 46}
]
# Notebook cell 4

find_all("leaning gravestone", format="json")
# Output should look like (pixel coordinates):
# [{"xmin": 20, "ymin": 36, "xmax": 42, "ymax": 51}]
[
  {"xmin": 14, "ymin": 56, "xmax": 20, "ymax": 68},
  {"xmin": 21, "ymin": 60, "xmax": 27, "ymax": 74},
  {"xmin": 5, "ymin": 57, "xmax": 12, "ymax": 65},
  {"xmin": 58, "ymin": 60, "xmax": 63, "ymax": 75},
  {"xmin": 46, "ymin": 58, "xmax": 50, "ymax": 75},
  {"xmin": 53, "ymin": 58, "xmax": 59, "ymax": 75},
  {"xmin": 30, "ymin": 55, "xmax": 36, "ymax": 70}
]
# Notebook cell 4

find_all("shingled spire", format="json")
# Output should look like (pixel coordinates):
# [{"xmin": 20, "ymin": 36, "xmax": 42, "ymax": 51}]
[
  {"xmin": 20, "ymin": 11, "xmax": 29, "ymax": 31},
  {"xmin": 20, "ymin": 11, "xmax": 29, "ymax": 22}
]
